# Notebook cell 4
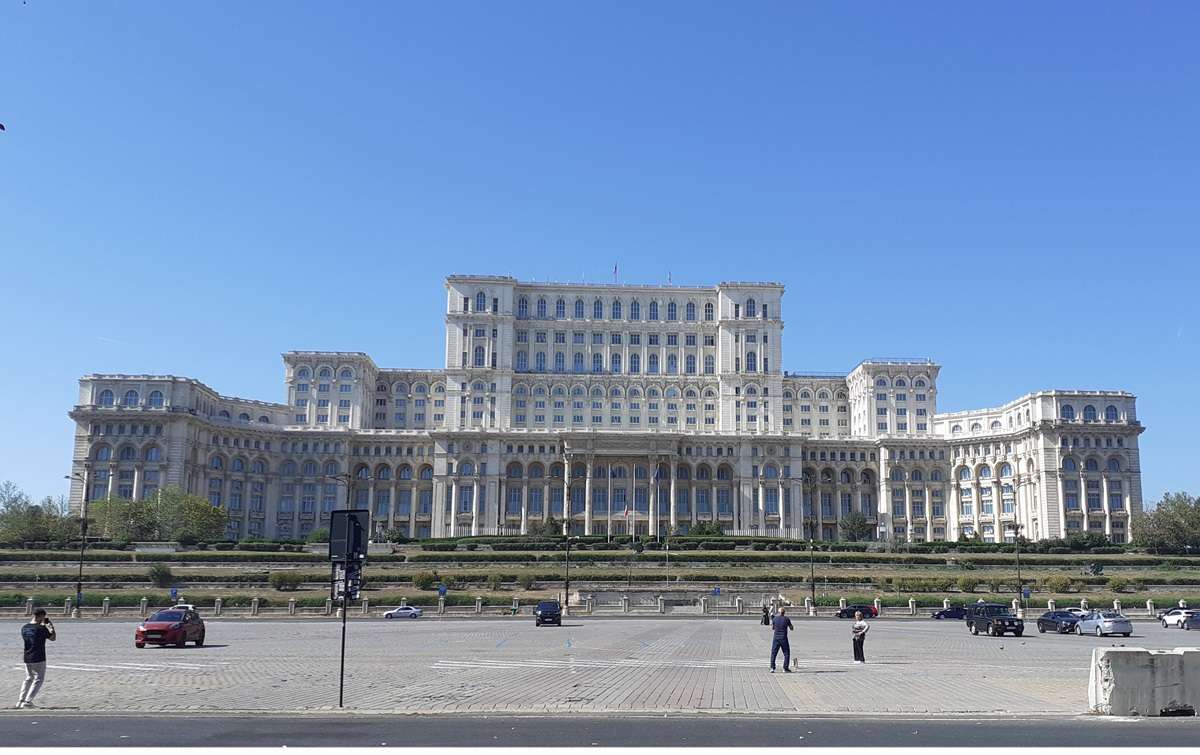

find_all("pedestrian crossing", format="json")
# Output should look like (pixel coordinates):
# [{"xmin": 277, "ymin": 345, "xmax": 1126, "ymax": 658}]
[
  {"xmin": 13, "ymin": 661, "xmax": 229, "ymax": 674},
  {"xmin": 432, "ymin": 656, "xmax": 865, "ymax": 671}
]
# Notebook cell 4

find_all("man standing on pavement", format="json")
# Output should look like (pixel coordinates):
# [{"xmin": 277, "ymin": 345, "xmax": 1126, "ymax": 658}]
[
  {"xmin": 18, "ymin": 608, "xmax": 55, "ymax": 709},
  {"xmin": 851, "ymin": 609, "xmax": 870, "ymax": 664},
  {"xmin": 769, "ymin": 606, "xmax": 794, "ymax": 673}
]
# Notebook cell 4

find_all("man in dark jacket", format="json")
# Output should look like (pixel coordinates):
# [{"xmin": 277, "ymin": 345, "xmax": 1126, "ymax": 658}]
[
  {"xmin": 769, "ymin": 607, "xmax": 794, "ymax": 673},
  {"xmin": 18, "ymin": 609, "xmax": 55, "ymax": 709}
]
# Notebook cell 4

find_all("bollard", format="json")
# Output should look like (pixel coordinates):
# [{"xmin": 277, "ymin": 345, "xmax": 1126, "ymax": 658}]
[
  {"xmin": 214, "ymin": 598, "xmax": 223, "ymax": 617},
  {"xmin": 139, "ymin": 597, "xmax": 149, "ymax": 617},
  {"xmin": 1114, "ymin": 599, "xmax": 1122, "ymax": 613},
  {"xmin": 336, "ymin": 606, "xmax": 344, "ymax": 619},
  {"xmin": 1048, "ymin": 598, "xmax": 1057, "ymax": 611},
  {"xmin": 1081, "ymin": 598, "xmax": 1089, "ymax": 611},
  {"xmin": 735, "ymin": 597, "xmax": 744, "ymax": 615},
  {"xmin": 909, "ymin": 598, "xmax": 917, "ymax": 616},
  {"xmin": 324, "ymin": 598, "xmax": 333, "ymax": 616},
  {"xmin": 658, "ymin": 596, "xmax": 666, "ymax": 614},
  {"xmin": 24, "ymin": 598, "xmax": 33, "ymax": 616},
  {"xmin": 102, "ymin": 597, "xmax": 111, "ymax": 617},
  {"xmin": 512, "ymin": 597, "xmax": 519, "ymax": 614},
  {"xmin": 873, "ymin": 598, "xmax": 882, "ymax": 616},
  {"xmin": 361, "ymin": 599, "xmax": 369, "ymax": 616},
  {"xmin": 64, "ymin": 598, "xmax": 72, "ymax": 617},
  {"xmin": 622, "ymin": 595, "xmax": 630, "ymax": 614},
  {"xmin": 804, "ymin": 596, "xmax": 814, "ymax": 616},
  {"xmin": 943, "ymin": 598, "xmax": 952, "ymax": 610},
  {"xmin": 1181, "ymin": 599, "xmax": 1189, "ymax": 609},
  {"xmin": 1147, "ymin": 599, "xmax": 1155, "ymax": 617},
  {"xmin": 1012, "ymin": 598, "xmax": 1020, "ymax": 614},
  {"xmin": 839, "ymin": 597, "xmax": 848, "ymax": 610},
  {"xmin": 438, "ymin": 596, "xmax": 446, "ymax": 614},
  {"xmin": 250, "ymin": 597, "xmax": 260, "ymax": 616},
  {"xmin": 401, "ymin": 598, "xmax": 408, "ymax": 608},
  {"xmin": 288, "ymin": 599, "xmax": 296, "ymax": 616},
  {"xmin": 475, "ymin": 597, "xmax": 483, "ymax": 614}
]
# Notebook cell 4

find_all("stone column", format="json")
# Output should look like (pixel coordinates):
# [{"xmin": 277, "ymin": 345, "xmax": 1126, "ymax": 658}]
[
  {"xmin": 1101, "ymin": 475, "xmax": 1112, "ymax": 539},
  {"xmin": 607, "ymin": 465, "xmax": 614, "ymax": 536},
  {"xmin": 131, "ymin": 465, "xmax": 142, "ymax": 501},
  {"xmin": 584, "ymin": 459, "xmax": 593, "ymax": 535},
  {"xmin": 756, "ymin": 480, "xmax": 764, "ymax": 531},
  {"xmin": 649, "ymin": 461, "xmax": 658, "ymax": 537},
  {"xmin": 690, "ymin": 480, "xmax": 697, "ymax": 528},
  {"xmin": 776, "ymin": 481, "xmax": 784, "ymax": 535},
  {"xmin": 389, "ymin": 482, "xmax": 398, "ymax": 531},
  {"xmin": 520, "ymin": 481, "xmax": 529, "ymax": 535},
  {"xmin": 449, "ymin": 479, "xmax": 458, "ymax": 538},
  {"xmin": 924, "ymin": 484, "xmax": 932, "ymax": 540},
  {"xmin": 904, "ymin": 485, "xmax": 913, "ymax": 542},
  {"xmin": 542, "ymin": 481, "xmax": 550, "ymax": 524},
  {"xmin": 710, "ymin": 482, "xmax": 717, "ymax": 523},
  {"xmin": 107, "ymin": 464, "xmax": 116, "ymax": 498},
  {"xmin": 563, "ymin": 458, "xmax": 571, "ymax": 533},
  {"xmin": 669, "ymin": 464, "xmax": 678, "ymax": 532}
]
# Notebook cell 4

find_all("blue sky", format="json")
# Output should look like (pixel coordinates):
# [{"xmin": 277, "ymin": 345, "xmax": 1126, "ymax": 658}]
[{"xmin": 1, "ymin": 2, "xmax": 1197, "ymax": 503}]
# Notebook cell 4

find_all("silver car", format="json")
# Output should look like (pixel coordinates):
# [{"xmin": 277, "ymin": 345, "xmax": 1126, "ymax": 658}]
[
  {"xmin": 383, "ymin": 606, "xmax": 423, "ymax": 619},
  {"xmin": 1077, "ymin": 610, "xmax": 1132, "ymax": 637}
]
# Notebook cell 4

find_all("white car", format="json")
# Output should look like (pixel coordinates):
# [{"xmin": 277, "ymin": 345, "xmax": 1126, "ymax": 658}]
[
  {"xmin": 1063, "ymin": 607, "xmax": 1088, "ymax": 618},
  {"xmin": 1160, "ymin": 608, "xmax": 1199, "ymax": 628},
  {"xmin": 384, "ymin": 606, "xmax": 423, "ymax": 620}
]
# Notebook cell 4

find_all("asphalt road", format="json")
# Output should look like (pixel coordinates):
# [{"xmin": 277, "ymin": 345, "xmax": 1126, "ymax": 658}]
[{"xmin": 0, "ymin": 713, "xmax": 1194, "ymax": 746}]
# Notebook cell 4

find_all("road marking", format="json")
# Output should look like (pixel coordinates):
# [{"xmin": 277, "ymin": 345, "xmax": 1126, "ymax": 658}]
[{"xmin": 432, "ymin": 657, "xmax": 866, "ymax": 671}]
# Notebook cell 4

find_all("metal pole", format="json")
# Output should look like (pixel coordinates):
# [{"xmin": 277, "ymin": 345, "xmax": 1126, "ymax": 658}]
[
  {"xmin": 564, "ymin": 537, "xmax": 570, "ymax": 609},
  {"xmin": 338, "ymin": 579, "xmax": 348, "ymax": 708},
  {"xmin": 665, "ymin": 540, "xmax": 670, "ymax": 587},
  {"xmin": 809, "ymin": 538, "xmax": 816, "ymax": 609}
]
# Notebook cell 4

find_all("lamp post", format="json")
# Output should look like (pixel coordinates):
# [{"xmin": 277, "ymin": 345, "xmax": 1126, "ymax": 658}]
[
  {"xmin": 564, "ymin": 535, "xmax": 579, "ymax": 612},
  {"xmin": 809, "ymin": 537, "xmax": 817, "ymax": 609},
  {"xmin": 64, "ymin": 473, "xmax": 88, "ymax": 618},
  {"xmin": 1010, "ymin": 521, "xmax": 1025, "ymax": 613}
]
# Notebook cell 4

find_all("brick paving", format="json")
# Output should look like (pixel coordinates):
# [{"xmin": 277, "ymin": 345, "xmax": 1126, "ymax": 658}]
[{"xmin": 1, "ymin": 617, "xmax": 1188, "ymax": 715}]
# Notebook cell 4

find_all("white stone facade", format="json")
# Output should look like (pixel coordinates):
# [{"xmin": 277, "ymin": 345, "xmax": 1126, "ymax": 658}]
[{"xmin": 67, "ymin": 275, "xmax": 1145, "ymax": 543}]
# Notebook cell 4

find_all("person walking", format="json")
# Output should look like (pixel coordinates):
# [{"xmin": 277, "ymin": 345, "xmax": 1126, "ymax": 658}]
[
  {"xmin": 18, "ymin": 608, "xmax": 55, "ymax": 709},
  {"xmin": 851, "ymin": 609, "xmax": 869, "ymax": 664},
  {"xmin": 761, "ymin": 605, "xmax": 770, "ymax": 626},
  {"xmin": 769, "ymin": 606, "xmax": 794, "ymax": 673}
]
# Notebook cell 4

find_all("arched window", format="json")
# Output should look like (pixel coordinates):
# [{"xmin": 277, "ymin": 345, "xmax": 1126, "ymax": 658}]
[
  {"xmin": 475, "ymin": 291, "xmax": 487, "ymax": 312},
  {"xmin": 1107, "ymin": 458, "xmax": 1121, "ymax": 473},
  {"xmin": 252, "ymin": 459, "xmax": 266, "ymax": 474},
  {"xmin": 911, "ymin": 469, "xmax": 924, "ymax": 481},
  {"xmin": 554, "ymin": 352, "xmax": 565, "ymax": 372},
  {"xmin": 302, "ymin": 460, "xmax": 318, "ymax": 476},
  {"xmin": 232, "ymin": 457, "xmax": 245, "ymax": 472},
  {"xmin": 612, "ymin": 299, "xmax": 622, "ymax": 320},
  {"xmin": 1085, "ymin": 458, "xmax": 1099, "ymax": 472},
  {"xmin": 685, "ymin": 302, "xmax": 696, "ymax": 321},
  {"xmin": 399, "ymin": 464, "xmax": 413, "ymax": 480},
  {"xmin": 1083, "ymin": 405, "xmax": 1097, "ymax": 422},
  {"xmin": 745, "ymin": 299, "xmax": 756, "ymax": 318},
  {"xmin": 419, "ymin": 465, "xmax": 433, "ymax": 481},
  {"xmin": 704, "ymin": 302, "xmax": 714, "ymax": 321},
  {"xmin": 148, "ymin": 390, "xmax": 164, "ymax": 407},
  {"xmin": 890, "ymin": 468, "xmax": 904, "ymax": 482},
  {"xmin": 282, "ymin": 461, "xmax": 297, "ymax": 476},
  {"xmin": 704, "ymin": 355, "xmax": 715, "ymax": 374},
  {"xmin": 667, "ymin": 302, "xmax": 677, "ymax": 321},
  {"xmin": 319, "ymin": 367, "xmax": 332, "ymax": 378},
  {"xmin": 1105, "ymin": 405, "xmax": 1119, "ymax": 422},
  {"xmin": 1061, "ymin": 404, "xmax": 1075, "ymax": 421},
  {"xmin": 98, "ymin": 389, "xmax": 114, "ymax": 406},
  {"xmin": 667, "ymin": 354, "xmax": 678, "ymax": 374},
  {"xmin": 685, "ymin": 355, "xmax": 696, "ymax": 374},
  {"xmin": 258, "ymin": 415, "xmax": 270, "ymax": 423},
  {"xmin": 535, "ymin": 352, "xmax": 547, "ymax": 372},
  {"xmin": 1062, "ymin": 457, "xmax": 1077, "ymax": 472},
  {"xmin": 122, "ymin": 390, "xmax": 139, "ymax": 406},
  {"xmin": 473, "ymin": 346, "xmax": 485, "ymax": 367},
  {"xmin": 239, "ymin": 413, "xmax": 250, "ymax": 422},
  {"xmin": 296, "ymin": 367, "xmax": 311, "ymax": 379},
  {"xmin": 323, "ymin": 461, "xmax": 339, "ymax": 476},
  {"xmin": 649, "ymin": 301, "xmax": 659, "ymax": 320},
  {"xmin": 648, "ymin": 354, "xmax": 659, "ymax": 374},
  {"xmin": 958, "ymin": 467, "xmax": 972, "ymax": 481},
  {"xmin": 518, "ymin": 298, "xmax": 529, "ymax": 319},
  {"xmin": 915, "ymin": 379, "xmax": 926, "ymax": 387},
  {"xmin": 94, "ymin": 445, "xmax": 112, "ymax": 461},
  {"xmin": 340, "ymin": 368, "xmax": 354, "ymax": 380},
  {"xmin": 931, "ymin": 470, "xmax": 942, "ymax": 482},
  {"xmin": 895, "ymin": 378, "xmax": 907, "ymax": 387},
  {"xmin": 119, "ymin": 446, "xmax": 137, "ymax": 461},
  {"xmin": 574, "ymin": 299, "xmax": 585, "ymax": 318},
  {"xmin": 999, "ymin": 463, "xmax": 1013, "ymax": 477},
  {"xmin": 145, "ymin": 446, "xmax": 162, "ymax": 462},
  {"xmin": 876, "ymin": 378, "xmax": 888, "ymax": 387},
  {"xmin": 536, "ymin": 298, "xmax": 547, "ymax": 318},
  {"xmin": 459, "ymin": 461, "xmax": 475, "ymax": 476},
  {"xmin": 611, "ymin": 354, "xmax": 622, "ymax": 373},
  {"xmin": 978, "ymin": 464, "xmax": 992, "ymax": 479},
  {"xmin": 630, "ymin": 300, "xmax": 641, "ymax": 320},
  {"xmin": 629, "ymin": 353, "xmax": 641, "ymax": 373},
  {"xmin": 555, "ymin": 298, "xmax": 565, "ymax": 318},
  {"xmin": 592, "ymin": 353, "xmax": 603, "ymax": 373},
  {"xmin": 593, "ymin": 299, "xmax": 603, "ymax": 319},
  {"xmin": 376, "ymin": 466, "xmax": 392, "ymax": 481},
  {"xmin": 745, "ymin": 351, "xmax": 757, "ymax": 372},
  {"xmin": 219, "ymin": 410, "xmax": 231, "ymax": 419},
  {"xmin": 211, "ymin": 456, "xmax": 224, "ymax": 470}
]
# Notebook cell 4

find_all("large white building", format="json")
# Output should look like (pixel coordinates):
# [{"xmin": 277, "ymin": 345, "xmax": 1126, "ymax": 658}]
[{"xmin": 67, "ymin": 275, "xmax": 1145, "ymax": 544}]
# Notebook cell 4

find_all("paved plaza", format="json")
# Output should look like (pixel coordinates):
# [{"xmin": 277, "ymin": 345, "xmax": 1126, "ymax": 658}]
[{"xmin": 1, "ymin": 617, "xmax": 1189, "ymax": 715}]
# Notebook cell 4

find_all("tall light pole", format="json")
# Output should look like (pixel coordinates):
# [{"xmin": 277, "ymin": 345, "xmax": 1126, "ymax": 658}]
[
  {"xmin": 809, "ymin": 537, "xmax": 817, "ymax": 609},
  {"xmin": 1010, "ymin": 521, "xmax": 1025, "ymax": 614},
  {"xmin": 64, "ymin": 473, "xmax": 88, "ymax": 618},
  {"xmin": 563, "ymin": 535, "xmax": 579, "ymax": 612}
]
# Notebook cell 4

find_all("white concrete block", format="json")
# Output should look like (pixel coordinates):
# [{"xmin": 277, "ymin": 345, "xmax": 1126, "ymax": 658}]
[{"xmin": 1089, "ymin": 647, "xmax": 1200, "ymax": 716}]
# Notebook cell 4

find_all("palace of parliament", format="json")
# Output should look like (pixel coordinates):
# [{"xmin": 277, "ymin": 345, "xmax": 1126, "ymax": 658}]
[{"xmin": 67, "ymin": 275, "xmax": 1145, "ymax": 544}]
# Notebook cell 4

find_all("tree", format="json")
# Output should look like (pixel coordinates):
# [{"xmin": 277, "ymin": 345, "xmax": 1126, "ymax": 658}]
[
  {"xmin": 840, "ymin": 511, "xmax": 873, "ymax": 542},
  {"xmin": 89, "ymin": 487, "xmax": 227, "ymax": 544},
  {"xmin": 0, "ymin": 482, "xmax": 77, "ymax": 544},
  {"xmin": 688, "ymin": 522, "xmax": 724, "ymax": 538},
  {"xmin": 1133, "ymin": 492, "xmax": 1200, "ymax": 553}
]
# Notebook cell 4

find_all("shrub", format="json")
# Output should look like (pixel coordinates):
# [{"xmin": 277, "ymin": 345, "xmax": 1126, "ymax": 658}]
[
  {"xmin": 147, "ymin": 564, "xmax": 174, "ymax": 588},
  {"xmin": 305, "ymin": 528, "xmax": 329, "ymax": 544},
  {"xmin": 1107, "ymin": 576, "xmax": 1131, "ymax": 593},
  {"xmin": 421, "ymin": 543, "xmax": 459, "ymax": 552},
  {"xmin": 986, "ymin": 578, "xmax": 1005, "ymax": 593},
  {"xmin": 268, "ymin": 572, "xmax": 305, "ymax": 591},
  {"xmin": 486, "ymin": 573, "xmax": 504, "ymax": 591},
  {"xmin": 517, "ymin": 574, "xmax": 536, "ymax": 590},
  {"xmin": 957, "ymin": 576, "xmax": 977, "ymax": 593},
  {"xmin": 236, "ymin": 542, "xmax": 281, "ymax": 552},
  {"xmin": 412, "ymin": 571, "xmax": 438, "ymax": 590},
  {"xmin": 1048, "ymin": 547, "xmax": 1072, "ymax": 555},
  {"xmin": 1043, "ymin": 575, "xmax": 1073, "ymax": 593},
  {"xmin": 463, "ymin": 542, "xmax": 478, "ymax": 551}
]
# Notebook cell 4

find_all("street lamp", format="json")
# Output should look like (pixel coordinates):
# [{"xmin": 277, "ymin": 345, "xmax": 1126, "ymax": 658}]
[
  {"xmin": 64, "ymin": 473, "xmax": 88, "ymax": 618},
  {"xmin": 1010, "ymin": 521, "xmax": 1025, "ymax": 614},
  {"xmin": 808, "ymin": 538, "xmax": 816, "ymax": 609},
  {"xmin": 564, "ymin": 535, "xmax": 580, "ymax": 613}
]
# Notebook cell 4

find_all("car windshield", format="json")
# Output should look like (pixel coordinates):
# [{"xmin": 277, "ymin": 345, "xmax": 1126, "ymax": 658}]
[
  {"xmin": 537, "ymin": 602, "xmax": 559, "ymax": 610},
  {"xmin": 149, "ymin": 611, "xmax": 184, "ymax": 622},
  {"xmin": 1100, "ymin": 611, "xmax": 1124, "ymax": 619}
]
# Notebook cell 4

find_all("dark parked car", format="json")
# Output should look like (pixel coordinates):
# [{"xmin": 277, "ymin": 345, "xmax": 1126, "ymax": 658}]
[
  {"xmin": 931, "ymin": 605, "xmax": 968, "ymax": 620},
  {"xmin": 836, "ymin": 604, "xmax": 878, "ymax": 619},
  {"xmin": 135, "ymin": 608, "xmax": 206, "ymax": 648},
  {"xmin": 965, "ymin": 603, "xmax": 1024, "ymax": 637},
  {"xmin": 1036, "ymin": 610, "xmax": 1081, "ymax": 634},
  {"xmin": 534, "ymin": 600, "xmax": 562, "ymax": 627}
]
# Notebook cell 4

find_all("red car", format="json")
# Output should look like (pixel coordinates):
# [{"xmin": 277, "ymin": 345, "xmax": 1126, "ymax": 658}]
[{"xmin": 135, "ymin": 608, "xmax": 206, "ymax": 648}]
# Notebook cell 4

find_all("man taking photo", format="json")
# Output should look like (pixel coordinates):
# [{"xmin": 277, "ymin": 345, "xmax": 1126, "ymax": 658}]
[{"xmin": 18, "ymin": 608, "xmax": 55, "ymax": 709}]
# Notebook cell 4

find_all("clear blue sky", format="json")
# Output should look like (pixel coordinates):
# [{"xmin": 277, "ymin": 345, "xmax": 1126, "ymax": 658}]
[{"xmin": 1, "ymin": 2, "xmax": 1197, "ymax": 504}]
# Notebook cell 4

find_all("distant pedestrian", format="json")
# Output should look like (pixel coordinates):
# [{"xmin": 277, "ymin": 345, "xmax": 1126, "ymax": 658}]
[
  {"xmin": 18, "ymin": 609, "xmax": 55, "ymax": 709},
  {"xmin": 769, "ymin": 607, "xmax": 794, "ymax": 673},
  {"xmin": 761, "ymin": 605, "xmax": 770, "ymax": 626},
  {"xmin": 851, "ymin": 610, "xmax": 869, "ymax": 664}
]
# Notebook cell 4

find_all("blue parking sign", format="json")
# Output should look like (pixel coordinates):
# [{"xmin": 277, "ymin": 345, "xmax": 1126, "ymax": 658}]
[
  {"xmin": 713, "ymin": 587, "xmax": 720, "ymax": 596},
  {"xmin": 170, "ymin": 587, "xmax": 178, "ymax": 600},
  {"xmin": 1022, "ymin": 587, "xmax": 1032, "ymax": 599}
]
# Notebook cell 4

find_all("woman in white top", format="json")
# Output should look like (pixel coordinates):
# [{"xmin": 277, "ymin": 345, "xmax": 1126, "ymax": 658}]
[{"xmin": 851, "ymin": 610, "xmax": 870, "ymax": 664}]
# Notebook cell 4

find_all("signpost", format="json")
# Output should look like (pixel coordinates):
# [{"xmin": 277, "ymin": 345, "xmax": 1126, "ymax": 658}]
[
  {"xmin": 713, "ymin": 586, "xmax": 721, "ymax": 621},
  {"xmin": 329, "ymin": 509, "xmax": 370, "ymax": 708}
]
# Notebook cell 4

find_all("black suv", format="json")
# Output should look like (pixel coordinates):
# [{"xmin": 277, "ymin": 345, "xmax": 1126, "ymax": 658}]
[
  {"xmin": 965, "ymin": 603, "xmax": 1024, "ymax": 637},
  {"xmin": 534, "ymin": 600, "xmax": 562, "ymax": 627}
]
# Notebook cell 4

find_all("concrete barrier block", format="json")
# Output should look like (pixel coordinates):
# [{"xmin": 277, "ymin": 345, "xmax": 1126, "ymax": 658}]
[
  {"xmin": 1089, "ymin": 647, "xmax": 1200, "ymax": 716},
  {"xmin": 1147, "ymin": 600, "xmax": 1155, "ymax": 617}
]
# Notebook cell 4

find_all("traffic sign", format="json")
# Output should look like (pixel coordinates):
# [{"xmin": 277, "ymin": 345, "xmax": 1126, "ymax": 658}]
[
  {"xmin": 438, "ymin": 585, "xmax": 448, "ymax": 597},
  {"xmin": 329, "ymin": 509, "xmax": 370, "ymax": 562},
  {"xmin": 1022, "ymin": 587, "xmax": 1032, "ymax": 599},
  {"xmin": 169, "ymin": 587, "xmax": 178, "ymax": 601},
  {"xmin": 713, "ymin": 587, "xmax": 721, "ymax": 596}
]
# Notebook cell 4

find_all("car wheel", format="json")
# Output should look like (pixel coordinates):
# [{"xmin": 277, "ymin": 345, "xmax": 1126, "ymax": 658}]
[
  {"xmin": 1014, "ymin": 629, "xmax": 1023, "ymax": 637},
  {"xmin": 1122, "ymin": 632, "xmax": 1131, "ymax": 637},
  {"xmin": 386, "ymin": 614, "xmax": 394, "ymax": 619},
  {"xmin": 1076, "ymin": 625, "xmax": 1083, "ymax": 635},
  {"xmin": 1095, "ymin": 626, "xmax": 1104, "ymax": 637},
  {"xmin": 135, "ymin": 642, "xmax": 145, "ymax": 648},
  {"xmin": 1037, "ymin": 623, "xmax": 1045, "ymax": 633},
  {"xmin": 195, "ymin": 632, "xmax": 205, "ymax": 647},
  {"xmin": 410, "ymin": 613, "xmax": 419, "ymax": 619},
  {"xmin": 970, "ymin": 624, "xmax": 978, "ymax": 635},
  {"xmin": 1162, "ymin": 620, "xmax": 1168, "ymax": 628},
  {"xmin": 175, "ymin": 636, "xmax": 187, "ymax": 648}
]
